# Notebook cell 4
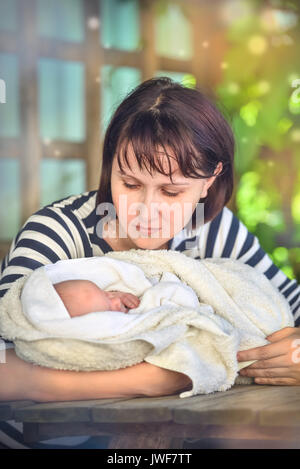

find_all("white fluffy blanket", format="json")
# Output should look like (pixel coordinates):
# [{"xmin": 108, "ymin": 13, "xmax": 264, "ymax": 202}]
[{"xmin": 0, "ymin": 249, "xmax": 294, "ymax": 398}]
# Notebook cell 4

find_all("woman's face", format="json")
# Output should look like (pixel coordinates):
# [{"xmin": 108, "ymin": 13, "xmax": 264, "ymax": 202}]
[{"xmin": 108, "ymin": 143, "xmax": 222, "ymax": 250}]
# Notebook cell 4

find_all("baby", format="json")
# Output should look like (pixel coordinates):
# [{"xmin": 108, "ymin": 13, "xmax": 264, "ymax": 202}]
[{"xmin": 53, "ymin": 279, "xmax": 141, "ymax": 318}]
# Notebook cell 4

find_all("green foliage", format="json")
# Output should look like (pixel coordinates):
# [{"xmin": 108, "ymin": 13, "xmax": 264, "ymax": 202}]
[{"xmin": 216, "ymin": 0, "xmax": 300, "ymax": 282}]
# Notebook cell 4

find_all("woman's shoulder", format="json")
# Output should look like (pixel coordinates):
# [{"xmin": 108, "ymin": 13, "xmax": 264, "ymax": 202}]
[
  {"xmin": 172, "ymin": 205, "xmax": 246, "ymax": 255},
  {"xmin": 183, "ymin": 205, "xmax": 235, "ymax": 238},
  {"xmin": 44, "ymin": 190, "xmax": 97, "ymax": 215},
  {"xmin": 2, "ymin": 191, "xmax": 98, "ymax": 267},
  {"xmin": 31, "ymin": 190, "xmax": 98, "ymax": 230}
]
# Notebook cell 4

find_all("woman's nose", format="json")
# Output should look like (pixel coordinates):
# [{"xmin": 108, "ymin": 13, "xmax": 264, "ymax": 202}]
[{"xmin": 137, "ymin": 195, "xmax": 160, "ymax": 223}]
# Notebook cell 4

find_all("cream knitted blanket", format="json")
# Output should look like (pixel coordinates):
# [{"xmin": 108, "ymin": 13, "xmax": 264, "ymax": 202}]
[{"xmin": 0, "ymin": 249, "xmax": 294, "ymax": 398}]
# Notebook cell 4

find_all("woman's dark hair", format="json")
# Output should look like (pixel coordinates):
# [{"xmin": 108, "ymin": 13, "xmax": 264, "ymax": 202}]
[{"xmin": 96, "ymin": 76, "xmax": 235, "ymax": 228}]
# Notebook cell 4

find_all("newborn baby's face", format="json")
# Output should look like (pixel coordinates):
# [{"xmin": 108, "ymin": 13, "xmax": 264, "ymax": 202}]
[
  {"xmin": 53, "ymin": 279, "xmax": 140, "ymax": 317},
  {"xmin": 95, "ymin": 288, "xmax": 140, "ymax": 313}
]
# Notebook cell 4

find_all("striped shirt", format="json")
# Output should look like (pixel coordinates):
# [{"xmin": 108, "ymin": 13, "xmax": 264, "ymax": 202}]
[
  {"xmin": 0, "ymin": 189, "xmax": 299, "ymax": 448},
  {"xmin": 1, "ymin": 189, "xmax": 300, "ymax": 323}
]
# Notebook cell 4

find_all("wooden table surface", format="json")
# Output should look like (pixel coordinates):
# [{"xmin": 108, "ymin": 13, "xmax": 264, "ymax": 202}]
[{"xmin": 1, "ymin": 384, "xmax": 300, "ymax": 449}]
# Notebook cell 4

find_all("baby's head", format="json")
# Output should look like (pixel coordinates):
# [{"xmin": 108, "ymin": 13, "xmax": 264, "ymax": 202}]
[{"xmin": 53, "ymin": 279, "xmax": 139, "ymax": 316}]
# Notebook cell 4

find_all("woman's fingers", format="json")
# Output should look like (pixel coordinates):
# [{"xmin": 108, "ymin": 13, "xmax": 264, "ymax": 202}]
[
  {"xmin": 239, "ymin": 367, "xmax": 290, "ymax": 378},
  {"xmin": 237, "ymin": 328, "xmax": 300, "ymax": 385},
  {"xmin": 242, "ymin": 354, "xmax": 290, "ymax": 369},
  {"xmin": 254, "ymin": 377, "xmax": 299, "ymax": 385},
  {"xmin": 237, "ymin": 339, "xmax": 288, "ymax": 363},
  {"xmin": 241, "ymin": 367, "xmax": 299, "ymax": 384},
  {"xmin": 266, "ymin": 326, "xmax": 295, "ymax": 342}
]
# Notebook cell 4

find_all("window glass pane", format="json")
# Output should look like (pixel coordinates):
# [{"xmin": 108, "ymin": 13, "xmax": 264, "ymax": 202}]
[
  {"xmin": 38, "ymin": 58, "xmax": 85, "ymax": 142},
  {"xmin": 0, "ymin": 0, "xmax": 17, "ymax": 32},
  {"xmin": 100, "ymin": 0, "xmax": 140, "ymax": 51},
  {"xmin": 0, "ymin": 53, "xmax": 20, "ymax": 137},
  {"xmin": 155, "ymin": 1, "xmax": 193, "ymax": 60},
  {"xmin": 101, "ymin": 65, "xmax": 141, "ymax": 137},
  {"xmin": 40, "ymin": 159, "xmax": 86, "ymax": 207},
  {"xmin": 0, "ymin": 158, "xmax": 20, "ymax": 240},
  {"xmin": 37, "ymin": 0, "xmax": 84, "ymax": 42}
]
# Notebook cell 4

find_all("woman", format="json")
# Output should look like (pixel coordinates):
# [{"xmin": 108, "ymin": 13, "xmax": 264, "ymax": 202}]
[{"xmin": 0, "ymin": 77, "xmax": 299, "ymax": 448}]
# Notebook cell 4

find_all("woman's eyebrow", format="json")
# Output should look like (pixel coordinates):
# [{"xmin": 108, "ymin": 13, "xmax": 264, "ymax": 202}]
[{"xmin": 117, "ymin": 170, "xmax": 190, "ymax": 186}]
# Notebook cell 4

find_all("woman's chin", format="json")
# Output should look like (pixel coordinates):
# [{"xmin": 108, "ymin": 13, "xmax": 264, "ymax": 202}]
[{"xmin": 130, "ymin": 235, "xmax": 169, "ymax": 250}]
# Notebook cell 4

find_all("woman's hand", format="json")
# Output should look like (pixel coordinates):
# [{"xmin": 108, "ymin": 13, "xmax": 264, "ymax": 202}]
[{"xmin": 237, "ymin": 327, "xmax": 300, "ymax": 385}]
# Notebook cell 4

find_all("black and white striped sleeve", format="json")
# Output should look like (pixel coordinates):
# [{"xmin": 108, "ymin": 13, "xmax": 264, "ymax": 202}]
[
  {"xmin": 0, "ymin": 205, "xmax": 81, "ymax": 302},
  {"xmin": 202, "ymin": 206, "xmax": 300, "ymax": 327}
]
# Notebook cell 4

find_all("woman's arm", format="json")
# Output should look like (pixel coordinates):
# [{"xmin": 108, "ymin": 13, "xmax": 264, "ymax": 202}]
[
  {"xmin": 0, "ymin": 348, "xmax": 193, "ymax": 402},
  {"xmin": 0, "ymin": 205, "xmax": 79, "ymax": 302},
  {"xmin": 205, "ymin": 206, "xmax": 300, "ymax": 326},
  {"xmin": 0, "ymin": 202, "xmax": 85, "ymax": 348},
  {"xmin": 203, "ymin": 206, "xmax": 300, "ymax": 384}
]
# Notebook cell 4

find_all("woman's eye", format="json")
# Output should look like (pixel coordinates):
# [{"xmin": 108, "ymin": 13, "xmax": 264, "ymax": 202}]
[
  {"xmin": 123, "ymin": 182, "xmax": 180, "ymax": 198},
  {"xmin": 162, "ymin": 190, "xmax": 180, "ymax": 198},
  {"xmin": 123, "ymin": 182, "xmax": 138, "ymax": 190}
]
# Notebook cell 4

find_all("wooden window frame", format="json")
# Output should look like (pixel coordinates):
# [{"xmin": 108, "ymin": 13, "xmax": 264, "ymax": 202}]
[{"xmin": 0, "ymin": 0, "xmax": 227, "ymax": 261}]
